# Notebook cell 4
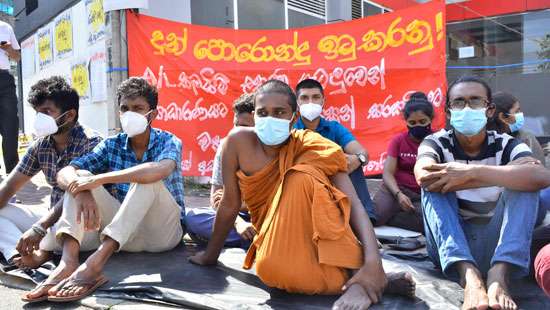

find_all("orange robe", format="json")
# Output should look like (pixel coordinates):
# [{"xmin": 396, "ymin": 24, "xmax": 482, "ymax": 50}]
[{"xmin": 237, "ymin": 130, "xmax": 363, "ymax": 295}]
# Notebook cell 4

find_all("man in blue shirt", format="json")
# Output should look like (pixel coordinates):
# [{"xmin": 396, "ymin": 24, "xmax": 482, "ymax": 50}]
[
  {"xmin": 31, "ymin": 78, "xmax": 184, "ymax": 303},
  {"xmin": 294, "ymin": 79, "xmax": 376, "ymax": 221}
]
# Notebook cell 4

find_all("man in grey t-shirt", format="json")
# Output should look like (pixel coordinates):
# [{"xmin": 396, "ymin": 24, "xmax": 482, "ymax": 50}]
[{"xmin": 186, "ymin": 94, "xmax": 255, "ymax": 247}]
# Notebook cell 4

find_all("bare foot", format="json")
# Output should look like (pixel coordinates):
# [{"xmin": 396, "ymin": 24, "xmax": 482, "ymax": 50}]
[
  {"xmin": 487, "ymin": 265, "xmax": 517, "ymax": 310},
  {"xmin": 385, "ymin": 272, "xmax": 416, "ymax": 298},
  {"xmin": 13, "ymin": 250, "xmax": 51, "ymax": 269},
  {"xmin": 23, "ymin": 260, "xmax": 78, "ymax": 301},
  {"xmin": 333, "ymin": 283, "xmax": 372, "ymax": 310},
  {"xmin": 461, "ymin": 270, "xmax": 489, "ymax": 310}
]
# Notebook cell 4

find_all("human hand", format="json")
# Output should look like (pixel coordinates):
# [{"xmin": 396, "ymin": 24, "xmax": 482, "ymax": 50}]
[
  {"xmin": 396, "ymin": 192, "xmax": 415, "ymax": 211},
  {"xmin": 16, "ymin": 227, "xmax": 44, "ymax": 256},
  {"xmin": 68, "ymin": 176, "xmax": 102, "ymax": 195},
  {"xmin": 419, "ymin": 162, "xmax": 475, "ymax": 193},
  {"xmin": 74, "ymin": 191, "xmax": 100, "ymax": 231},
  {"xmin": 235, "ymin": 220, "xmax": 256, "ymax": 241},
  {"xmin": 509, "ymin": 157, "xmax": 541, "ymax": 166},
  {"xmin": 0, "ymin": 41, "xmax": 12, "ymax": 51},
  {"xmin": 343, "ymin": 257, "xmax": 387, "ymax": 304},
  {"xmin": 211, "ymin": 189, "xmax": 223, "ymax": 210},
  {"xmin": 188, "ymin": 251, "xmax": 218, "ymax": 266}
]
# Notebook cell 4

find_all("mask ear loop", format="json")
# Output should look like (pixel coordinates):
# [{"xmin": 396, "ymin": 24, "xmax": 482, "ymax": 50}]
[
  {"xmin": 144, "ymin": 110, "xmax": 155, "ymax": 127},
  {"xmin": 53, "ymin": 110, "xmax": 72, "ymax": 131}
]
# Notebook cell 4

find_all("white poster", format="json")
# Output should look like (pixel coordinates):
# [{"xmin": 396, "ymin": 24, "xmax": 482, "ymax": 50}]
[
  {"xmin": 89, "ymin": 42, "xmax": 107, "ymax": 103},
  {"xmin": 71, "ymin": 59, "xmax": 91, "ymax": 105},
  {"xmin": 21, "ymin": 36, "xmax": 35, "ymax": 78},
  {"xmin": 86, "ymin": 0, "xmax": 105, "ymax": 45},
  {"xmin": 53, "ymin": 9, "xmax": 73, "ymax": 60},
  {"xmin": 37, "ymin": 25, "xmax": 53, "ymax": 70}
]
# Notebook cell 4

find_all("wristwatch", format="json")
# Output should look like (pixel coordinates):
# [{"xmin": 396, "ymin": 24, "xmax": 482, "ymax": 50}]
[{"xmin": 356, "ymin": 153, "xmax": 367, "ymax": 166}]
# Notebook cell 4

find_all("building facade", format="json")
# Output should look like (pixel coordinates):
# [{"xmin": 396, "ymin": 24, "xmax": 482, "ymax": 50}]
[{"xmin": 13, "ymin": 0, "xmax": 550, "ymax": 136}]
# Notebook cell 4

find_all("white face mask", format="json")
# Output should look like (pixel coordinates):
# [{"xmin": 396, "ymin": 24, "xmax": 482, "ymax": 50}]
[
  {"xmin": 33, "ymin": 112, "xmax": 68, "ymax": 138},
  {"xmin": 299, "ymin": 102, "xmax": 323, "ymax": 121},
  {"xmin": 120, "ymin": 111, "xmax": 153, "ymax": 137}
]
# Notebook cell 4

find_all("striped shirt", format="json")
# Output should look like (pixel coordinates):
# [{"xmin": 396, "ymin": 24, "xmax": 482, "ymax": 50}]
[
  {"xmin": 16, "ymin": 124, "xmax": 102, "ymax": 208},
  {"xmin": 418, "ymin": 129, "xmax": 533, "ymax": 222}
]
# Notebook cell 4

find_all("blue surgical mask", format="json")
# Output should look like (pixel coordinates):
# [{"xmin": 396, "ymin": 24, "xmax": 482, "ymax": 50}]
[
  {"xmin": 254, "ymin": 115, "xmax": 294, "ymax": 146},
  {"xmin": 508, "ymin": 112, "xmax": 524, "ymax": 133},
  {"xmin": 450, "ymin": 107, "xmax": 487, "ymax": 136}
]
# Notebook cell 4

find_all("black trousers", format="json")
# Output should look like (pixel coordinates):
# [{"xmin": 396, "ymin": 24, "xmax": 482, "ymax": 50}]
[{"xmin": 0, "ymin": 70, "xmax": 19, "ymax": 173}]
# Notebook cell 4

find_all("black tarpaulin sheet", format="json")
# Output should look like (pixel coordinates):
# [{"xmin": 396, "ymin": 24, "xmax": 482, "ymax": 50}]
[{"xmin": 2, "ymin": 244, "xmax": 549, "ymax": 309}]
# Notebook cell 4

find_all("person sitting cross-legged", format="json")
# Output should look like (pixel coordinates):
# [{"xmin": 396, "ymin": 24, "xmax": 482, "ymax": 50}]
[
  {"xmin": 190, "ymin": 80, "xmax": 415, "ymax": 310},
  {"xmin": 414, "ymin": 76, "xmax": 548, "ymax": 310},
  {"xmin": 36, "ymin": 77, "xmax": 185, "ymax": 302},
  {"xmin": 0, "ymin": 77, "xmax": 103, "ymax": 304}
]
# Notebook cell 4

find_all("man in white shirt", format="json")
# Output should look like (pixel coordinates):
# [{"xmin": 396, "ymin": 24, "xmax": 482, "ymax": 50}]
[{"xmin": 0, "ymin": 20, "xmax": 21, "ymax": 175}]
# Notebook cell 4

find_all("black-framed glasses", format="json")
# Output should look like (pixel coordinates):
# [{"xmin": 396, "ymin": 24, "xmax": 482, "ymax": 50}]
[{"xmin": 449, "ymin": 97, "xmax": 489, "ymax": 110}]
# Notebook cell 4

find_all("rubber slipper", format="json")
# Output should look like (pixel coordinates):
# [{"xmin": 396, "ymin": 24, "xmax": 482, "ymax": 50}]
[
  {"xmin": 48, "ymin": 275, "xmax": 108, "ymax": 302},
  {"xmin": 21, "ymin": 279, "xmax": 61, "ymax": 303}
]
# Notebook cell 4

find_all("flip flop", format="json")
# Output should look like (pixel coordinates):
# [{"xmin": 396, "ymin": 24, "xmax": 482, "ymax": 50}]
[
  {"xmin": 21, "ymin": 279, "xmax": 61, "ymax": 303},
  {"xmin": 47, "ymin": 275, "xmax": 109, "ymax": 303}
]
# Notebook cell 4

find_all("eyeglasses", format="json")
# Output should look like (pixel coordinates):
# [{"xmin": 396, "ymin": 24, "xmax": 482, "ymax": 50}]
[{"xmin": 449, "ymin": 97, "xmax": 489, "ymax": 110}]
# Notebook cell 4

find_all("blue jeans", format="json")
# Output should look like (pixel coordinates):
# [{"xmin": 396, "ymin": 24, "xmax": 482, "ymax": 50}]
[
  {"xmin": 539, "ymin": 187, "xmax": 550, "ymax": 225},
  {"xmin": 422, "ymin": 189, "xmax": 539, "ymax": 279},
  {"xmin": 184, "ymin": 208, "xmax": 251, "ymax": 248},
  {"xmin": 349, "ymin": 167, "xmax": 376, "ymax": 222}
]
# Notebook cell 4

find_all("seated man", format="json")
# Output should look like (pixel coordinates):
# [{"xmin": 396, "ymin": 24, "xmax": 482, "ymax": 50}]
[
  {"xmin": 293, "ymin": 79, "xmax": 376, "ymax": 222},
  {"xmin": 190, "ymin": 80, "xmax": 414, "ymax": 309},
  {"xmin": 0, "ymin": 77, "xmax": 102, "ymax": 277},
  {"xmin": 186, "ymin": 93, "xmax": 256, "ymax": 247},
  {"xmin": 414, "ymin": 76, "xmax": 548, "ymax": 310},
  {"xmin": 34, "ymin": 77, "xmax": 184, "ymax": 302}
]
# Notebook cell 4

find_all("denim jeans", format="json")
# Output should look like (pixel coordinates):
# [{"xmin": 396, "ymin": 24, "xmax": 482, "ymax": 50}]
[
  {"xmin": 539, "ymin": 187, "xmax": 550, "ymax": 226},
  {"xmin": 348, "ymin": 167, "xmax": 376, "ymax": 222},
  {"xmin": 422, "ymin": 189, "xmax": 539, "ymax": 278},
  {"xmin": 184, "ymin": 207, "xmax": 251, "ymax": 249}
]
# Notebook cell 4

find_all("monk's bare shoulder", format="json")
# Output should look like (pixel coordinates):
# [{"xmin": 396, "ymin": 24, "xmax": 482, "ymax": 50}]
[{"xmin": 225, "ymin": 127, "xmax": 258, "ymax": 152}]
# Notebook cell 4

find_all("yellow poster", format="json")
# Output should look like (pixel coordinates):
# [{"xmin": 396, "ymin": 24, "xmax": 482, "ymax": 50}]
[
  {"xmin": 54, "ymin": 10, "xmax": 73, "ymax": 59},
  {"xmin": 71, "ymin": 61, "xmax": 90, "ymax": 101},
  {"xmin": 37, "ymin": 26, "xmax": 53, "ymax": 70},
  {"xmin": 86, "ymin": 0, "xmax": 105, "ymax": 45}
]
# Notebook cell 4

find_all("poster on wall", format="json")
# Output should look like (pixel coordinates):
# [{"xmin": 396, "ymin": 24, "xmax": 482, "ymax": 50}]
[
  {"xmin": 21, "ymin": 36, "xmax": 35, "ymax": 78},
  {"xmin": 127, "ymin": 0, "xmax": 447, "ymax": 176},
  {"xmin": 89, "ymin": 43, "xmax": 107, "ymax": 102},
  {"xmin": 54, "ymin": 9, "xmax": 73, "ymax": 60},
  {"xmin": 37, "ymin": 26, "xmax": 53, "ymax": 70},
  {"xmin": 71, "ymin": 60, "xmax": 91, "ymax": 104},
  {"xmin": 86, "ymin": 0, "xmax": 105, "ymax": 45}
]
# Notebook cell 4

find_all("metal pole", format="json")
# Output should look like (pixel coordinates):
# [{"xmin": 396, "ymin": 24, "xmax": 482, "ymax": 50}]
[{"xmin": 104, "ymin": 9, "xmax": 128, "ymax": 135}]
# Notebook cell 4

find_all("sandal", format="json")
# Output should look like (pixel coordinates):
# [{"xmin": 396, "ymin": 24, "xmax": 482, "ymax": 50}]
[
  {"xmin": 21, "ymin": 279, "xmax": 61, "ymax": 303},
  {"xmin": 48, "ymin": 275, "xmax": 108, "ymax": 302}
]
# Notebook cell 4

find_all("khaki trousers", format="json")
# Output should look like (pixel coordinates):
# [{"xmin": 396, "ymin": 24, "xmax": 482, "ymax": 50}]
[{"xmin": 55, "ymin": 171, "xmax": 183, "ymax": 253}]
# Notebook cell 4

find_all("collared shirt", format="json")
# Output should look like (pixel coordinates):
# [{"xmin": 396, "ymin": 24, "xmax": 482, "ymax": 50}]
[
  {"xmin": 16, "ymin": 123, "xmax": 102, "ymax": 208},
  {"xmin": 70, "ymin": 128, "xmax": 185, "ymax": 217},
  {"xmin": 294, "ymin": 117, "xmax": 356, "ymax": 148},
  {"xmin": 0, "ymin": 21, "xmax": 19, "ymax": 70}
]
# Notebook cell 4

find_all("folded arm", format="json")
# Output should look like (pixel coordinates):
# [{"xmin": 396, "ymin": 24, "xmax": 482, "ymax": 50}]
[{"xmin": 415, "ymin": 156, "xmax": 548, "ymax": 193}]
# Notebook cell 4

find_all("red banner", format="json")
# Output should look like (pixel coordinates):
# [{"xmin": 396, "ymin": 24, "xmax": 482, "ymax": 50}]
[{"xmin": 127, "ymin": 0, "xmax": 446, "ymax": 176}]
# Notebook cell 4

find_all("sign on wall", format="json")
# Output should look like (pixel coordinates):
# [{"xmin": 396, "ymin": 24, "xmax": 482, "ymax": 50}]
[{"xmin": 54, "ymin": 9, "xmax": 73, "ymax": 59}]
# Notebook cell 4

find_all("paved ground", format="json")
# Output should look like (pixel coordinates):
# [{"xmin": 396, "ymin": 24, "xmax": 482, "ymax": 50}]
[{"xmin": 0, "ymin": 166, "xmax": 205, "ymax": 309}]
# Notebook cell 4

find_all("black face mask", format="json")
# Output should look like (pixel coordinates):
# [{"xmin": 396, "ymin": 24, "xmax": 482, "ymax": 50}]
[{"xmin": 408, "ymin": 124, "xmax": 432, "ymax": 140}]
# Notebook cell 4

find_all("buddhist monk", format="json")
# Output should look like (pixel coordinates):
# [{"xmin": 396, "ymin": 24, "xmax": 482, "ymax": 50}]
[{"xmin": 190, "ymin": 80, "xmax": 415, "ymax": 309}]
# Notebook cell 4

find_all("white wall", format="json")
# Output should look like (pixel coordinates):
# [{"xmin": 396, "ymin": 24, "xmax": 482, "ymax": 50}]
[
  {"xmin": 140, "ymin": 0, "xmax": 191, "ymax": 23},
  {"xmin": 21, "ymin": 1, "xmax": 109, "ymax": 136}
]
